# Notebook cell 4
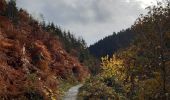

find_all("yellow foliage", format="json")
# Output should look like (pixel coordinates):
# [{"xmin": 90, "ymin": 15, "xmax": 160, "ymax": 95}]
[
  {"xmin": 101, "ymin": 55, "xmax": 125, "ymax": 82},
  {"xmin": 43, "ymin": 86, "xmax": 57, "ymax": 100}
]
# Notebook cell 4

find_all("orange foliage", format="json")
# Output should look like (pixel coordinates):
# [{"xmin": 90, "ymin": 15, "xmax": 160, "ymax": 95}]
[
  {"xmin": 18, "ymin": 9, "xmax": 30, "ymax": 23},
  {"xmin": 34, "ymin": 40, "xmax": 51, "ymax": 61},
  {"xmin": 0, "ymin": 1, "xmax": 89, "ymax": 98}
]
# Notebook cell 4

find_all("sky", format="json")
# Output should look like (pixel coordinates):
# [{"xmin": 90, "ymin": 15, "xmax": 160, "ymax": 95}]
[{"xmin": 16, "ymin": 0, "xmax": 158, "ymax": 46}]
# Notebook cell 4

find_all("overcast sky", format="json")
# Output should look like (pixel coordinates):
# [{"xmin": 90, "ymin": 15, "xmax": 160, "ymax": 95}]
[{"xmin": 16, "ymin": 0, "xmax": 157, "ymax": 46}]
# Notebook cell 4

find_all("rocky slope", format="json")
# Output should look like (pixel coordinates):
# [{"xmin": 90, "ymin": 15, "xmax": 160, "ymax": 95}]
[{"xmin": 0, "ymin": 0, "xmax": 89, "ymax": 99}]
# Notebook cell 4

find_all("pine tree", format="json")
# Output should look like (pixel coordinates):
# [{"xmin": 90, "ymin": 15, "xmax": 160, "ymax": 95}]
[
  {"xmin": 0, "ymin": 0, "xmax": 6, "ymax": 15},
  {"xmin": 6, "ymin": 0, "xmax": 18, "ymax": 24}
]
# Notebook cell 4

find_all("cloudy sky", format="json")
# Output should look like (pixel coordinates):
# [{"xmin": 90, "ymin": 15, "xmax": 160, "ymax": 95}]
[{"xmin": 16, "ymin": 0, "xmax": 157, "ymax": 46}]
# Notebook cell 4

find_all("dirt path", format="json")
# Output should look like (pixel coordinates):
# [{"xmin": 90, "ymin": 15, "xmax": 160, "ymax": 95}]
[{"xmin": 63, "ymin": 84, "xmax": 83, "ymax": 100}]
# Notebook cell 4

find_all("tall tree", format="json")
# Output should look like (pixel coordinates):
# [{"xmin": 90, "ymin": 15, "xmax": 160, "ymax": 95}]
[
  {"xmin": 133, "ymin": 2, "xmax": 170, "ymax": 98},
  {"xmin": 0, "ymin": 0, "xmax": 6, "ymax": 15},
  {"xmin": 6, "ymin": 0, "xmax": 18, "ymax": 23}
]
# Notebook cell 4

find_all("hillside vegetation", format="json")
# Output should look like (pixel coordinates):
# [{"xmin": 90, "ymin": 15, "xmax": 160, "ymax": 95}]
[
  {"xmin": 89, "ymin": 29, "xmax": 135, "ymax": 58},
  {"xmin": 79, "ymin": 2, "xmax": 170, "ymax": 100},
  {"xmin": 0, "ymin": 0, "xmax": 90, "ymax": 99}
]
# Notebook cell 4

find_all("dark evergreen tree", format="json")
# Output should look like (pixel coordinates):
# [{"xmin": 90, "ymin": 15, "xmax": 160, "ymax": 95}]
[
  {"xmin": 0, "ymin": 0, "xmax": 6, "ymax": 15},
  {"xmin": 5, "ymin": 0, "xmax": 18, "ymax": 24},
  {"xmin": 89, "ymin": 29, "xmax": 136, "ymax": 58}
]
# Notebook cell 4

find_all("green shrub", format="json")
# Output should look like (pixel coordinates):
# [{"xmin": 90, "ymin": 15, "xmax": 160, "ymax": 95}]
[{"xmin": 78, "ymin": 77, "xmax": 118, "ymax": 100}]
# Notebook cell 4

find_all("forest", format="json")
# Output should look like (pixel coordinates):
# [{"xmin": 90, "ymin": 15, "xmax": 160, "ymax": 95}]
[
  {"xmin": 80, "ymin": 1, "xmax": 170, "ymax": 100},
  {"xmin": 89, "ymin": 29, "xmax": 135, "ymax": 58},
  {"xmin": 0, "ymin": 0, "xmax": 170, "ymax": 100},
  {"xmin": 0, "ymin": 0, "xmax": 91, "ymax": 99}
]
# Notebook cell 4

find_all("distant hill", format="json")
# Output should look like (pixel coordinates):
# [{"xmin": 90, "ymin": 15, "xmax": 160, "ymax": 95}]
[{"xmin": 89, "ymin": 29, "xmax": 136, "ymax": 58}]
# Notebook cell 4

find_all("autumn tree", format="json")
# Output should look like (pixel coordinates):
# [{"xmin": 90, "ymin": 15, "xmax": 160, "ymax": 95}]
[{"xmin": 132, "ymin": 2, "xmax": 170, "ymax": 99}]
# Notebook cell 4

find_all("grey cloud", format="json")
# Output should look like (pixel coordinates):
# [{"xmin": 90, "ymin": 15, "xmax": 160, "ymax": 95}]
[{"xmin": 16, "ymin": 0, "xmax": 148, "ymax": 45}]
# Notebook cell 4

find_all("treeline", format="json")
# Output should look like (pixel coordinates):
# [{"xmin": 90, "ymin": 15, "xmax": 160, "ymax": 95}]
[
  {"xmin": 1, "ymin": 0, "xmax": 93, "ymax": 64},
  {"xmin": 0, "ymin": 0, "xmax": 19, "ymax": 24},
  {"xmin": 79, "ymin": 1, "xmax": 170, "ymax": 100},
  {"xmin": 42, "ymin": 23, "xmax": 101, "ymax": 75},
  {"xmin": 0, "ymin": 0, "xmax": 99, "ymax": 75},
  {"xmin": 42, "ymin": 23, "xmax": 90, "ymax": 63},
  {"xmin": 89, "ymin": 29, "xmax": 136, "ymax": 58},
  {"xmin": 0, "ymin": 0, "xmax": 90, "ymax": 99}
]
